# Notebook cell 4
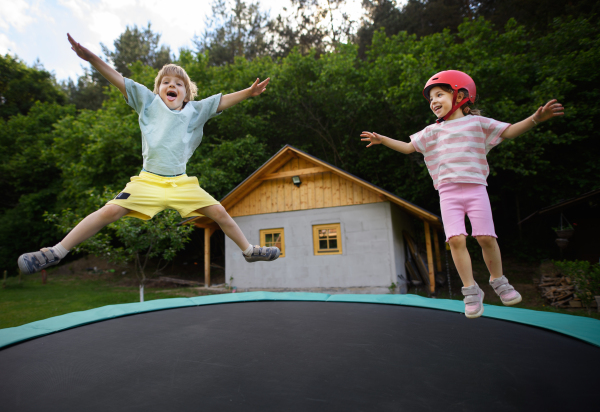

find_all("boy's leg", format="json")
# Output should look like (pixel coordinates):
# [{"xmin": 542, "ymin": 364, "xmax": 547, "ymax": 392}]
[
  {"xmin": 18, "ymin": 204, "xmax": 130, "ymax": 274},
  {"xmin": 196, "ymin": 204, "xmax": 279, "ymax": 262},
  {"xmin": 61, "ymin": 204, "xmax": 130, "ymax": 250}
]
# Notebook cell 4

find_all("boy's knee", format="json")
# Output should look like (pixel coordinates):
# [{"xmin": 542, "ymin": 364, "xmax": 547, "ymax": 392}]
[
  {"xmin": 476, "ymin": 235, "xmax": 496, "ymax": 248},
  {"xmin": 99, "ymin": 204, "xmax": 126, "ymax": 223},
  {"xmin": 448, "ymin": 235, "xmax": 466, "ymax": 249},
  {"xmin": 209, "ymin": 205, "xmax": 229, "ymax": 222}
]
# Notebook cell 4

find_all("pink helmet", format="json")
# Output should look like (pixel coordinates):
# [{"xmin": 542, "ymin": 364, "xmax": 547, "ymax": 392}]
[{"xmin": 423, "ymin": 70, "xmax": 476, "ymax": 122}]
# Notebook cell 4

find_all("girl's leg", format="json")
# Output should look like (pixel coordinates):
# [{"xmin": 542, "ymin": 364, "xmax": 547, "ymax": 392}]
[
  {"xmin": 476, "ymin": 235, "xmax": 503, "ymax": 281},
  {"xmin": 448, "ymin": 235, "xmax": 475, "ymax": 287},
  {"xmin": 61, "ymin": 204, "xmax": 131, "ymax": 250},
  {"xmin": 196, "ymin": 204, "xmax": 250, "ymax": 251}
]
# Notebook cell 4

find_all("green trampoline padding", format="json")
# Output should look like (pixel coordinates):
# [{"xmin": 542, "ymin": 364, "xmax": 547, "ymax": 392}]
[{"xmin": 1, "ymin": 292, "xmax": 599, "ymax": 349}]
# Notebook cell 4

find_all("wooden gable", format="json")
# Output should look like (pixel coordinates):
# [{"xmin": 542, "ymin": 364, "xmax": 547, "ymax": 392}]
[
  {"xmin": 228, "ymin": 156, "xmax": 384, "ymax": 217},
  {"xmin": 187, "ymin": 145, "xmax": 441, "ymax": 229}
]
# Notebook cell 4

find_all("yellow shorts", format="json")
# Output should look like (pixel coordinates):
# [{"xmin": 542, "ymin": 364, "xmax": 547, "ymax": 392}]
[{"xmin": 106, "ymin": 171, "xmax": 220, "ymax": 220}]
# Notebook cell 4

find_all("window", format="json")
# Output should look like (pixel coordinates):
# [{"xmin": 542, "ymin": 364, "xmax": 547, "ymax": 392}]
[
  {"xmin": 312, "ymin": 223, "xmax": 342, "ymax": 255},
  {"xmin": 260, "ymin": 228, "xmax": 285, "ymax": 257}
]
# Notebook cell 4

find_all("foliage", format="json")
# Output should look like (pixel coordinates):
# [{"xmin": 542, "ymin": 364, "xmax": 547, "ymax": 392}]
[
  {"xmin": 357, "ymin": 0, "xmax": 600, "ymax": 56},
  {"xmin": 45, "ymin": 189, "xmax": 194, "ymax": 287},
  {"xmin": 0, "ymin": 55, "xmax": 67, "ymax": 120},
  {"xmin": 553, "ymin": 260, "xmax": 600, "ymax": 313},
  {"xmin": 196, "ymin": 0, "xmax": 271, "ymax": 66}
]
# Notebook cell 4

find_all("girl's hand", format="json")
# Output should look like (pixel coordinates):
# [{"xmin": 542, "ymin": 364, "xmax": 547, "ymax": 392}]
[
  {"xmin": 360, "ymin": 131, "xmax": 384, "ymax": 147},
  {"xmin": 533, "ymin": 99, "xmax": 564, "ymax": 123},
  {"xmin": 248, "ymin": 78, "xmax": 270, "ymax": 97},
  {"xmin": 67, "ymin": 33, "xmax": 96, "ymax": 62}
]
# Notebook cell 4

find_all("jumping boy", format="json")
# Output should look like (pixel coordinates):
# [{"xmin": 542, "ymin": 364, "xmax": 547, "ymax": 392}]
[{"xmin": 17, "ymin": 33, "xmax": 280, "ymax": 274}]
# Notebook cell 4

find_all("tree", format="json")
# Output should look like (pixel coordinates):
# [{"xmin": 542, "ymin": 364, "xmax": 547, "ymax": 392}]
[
  {"xmin": 46, "ymin": 190, "xmax": 194, "ymax": 302},
  {"xmin": 101, "ymin": 23, "xmax": 172, "ymax": 78},
  {"xmin": 267, "ymin": 0, "xmax": 356, "ymax": 57},
  {"xmin": 357, "ymin": 0, "xmax": 600, "ymax": 57},
  {"xmin": 195, "ymin": 0, "xmax": 271, "ymax": 66},
  {"xmin": 0, "ymin": 55, "xmax": 67, "ymax": 120}
]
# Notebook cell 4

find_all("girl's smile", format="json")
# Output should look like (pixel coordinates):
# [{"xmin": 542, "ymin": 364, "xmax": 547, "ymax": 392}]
[{"xmin": 429, "ymin": 86, "xmax": 453, "ymax": 118}]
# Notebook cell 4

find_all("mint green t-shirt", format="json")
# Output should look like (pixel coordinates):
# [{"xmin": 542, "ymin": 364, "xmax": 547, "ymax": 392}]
[{"xmin": 124, "ymin": 78, "xmax": 222, "ymax": 176}]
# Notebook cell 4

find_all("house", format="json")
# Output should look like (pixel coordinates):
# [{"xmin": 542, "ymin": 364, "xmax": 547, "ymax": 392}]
[{"xmin": 184, "ymin": 145, "xmax": 443, "ymax": 294}]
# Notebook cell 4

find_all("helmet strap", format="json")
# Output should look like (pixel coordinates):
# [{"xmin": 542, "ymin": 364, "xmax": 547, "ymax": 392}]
[{"xmin": 436, "ymin": 94, "xmax": 469, "ymax": 123}]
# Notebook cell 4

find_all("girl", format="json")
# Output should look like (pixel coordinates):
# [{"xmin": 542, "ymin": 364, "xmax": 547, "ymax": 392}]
[{"xmin": 361, "ymin": 70, "xmax": 564, "ymax": 318}]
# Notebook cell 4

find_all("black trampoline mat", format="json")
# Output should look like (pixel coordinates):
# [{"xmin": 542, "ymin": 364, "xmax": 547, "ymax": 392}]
[{"xmin": 0, "ymin": 301, "xmax": 597, "ymax": 412}]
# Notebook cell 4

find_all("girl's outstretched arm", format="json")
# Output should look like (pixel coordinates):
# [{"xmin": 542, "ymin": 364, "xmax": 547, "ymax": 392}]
[
  {"xmin": 67, "ymin": 33, "xmax": 126, "ymax": 97},
  {"xmin": 216, "ymin": 78, "xmax": 270, "ymax": 112},
  {"xmin": 360, "ymin": 132, "xmax": 416, "ymax": 154},
  {"xmin": 501, "ymin": 99, "xmax": 564, "ymax": 139}
]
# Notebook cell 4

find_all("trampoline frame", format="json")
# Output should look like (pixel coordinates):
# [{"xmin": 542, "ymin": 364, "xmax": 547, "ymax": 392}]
[{"xmin": 1, "ymin": 291, "xmax": 600, "ymax": 349}]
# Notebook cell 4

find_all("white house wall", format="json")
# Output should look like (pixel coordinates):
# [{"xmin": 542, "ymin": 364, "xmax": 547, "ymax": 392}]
[{"xmin": 225, "ymin": 202, "xmax": 411, "ymax": 290}]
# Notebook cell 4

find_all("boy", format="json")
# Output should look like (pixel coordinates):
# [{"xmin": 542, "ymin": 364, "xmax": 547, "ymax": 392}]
[{"xmin": 17, "ymin": 33, "xmax": 279, "ymax": 275}]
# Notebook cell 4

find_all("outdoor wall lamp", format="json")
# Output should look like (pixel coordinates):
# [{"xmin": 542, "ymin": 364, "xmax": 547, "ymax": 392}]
[{"xmin": 292, "ymin": 176, "xmax": 301, "ymax": 187}]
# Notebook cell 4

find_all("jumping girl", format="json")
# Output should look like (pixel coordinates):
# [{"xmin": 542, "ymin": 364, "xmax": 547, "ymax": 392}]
[{"xmin": 361, "ymin": 70, "xmax": 564, "ymax": 318}]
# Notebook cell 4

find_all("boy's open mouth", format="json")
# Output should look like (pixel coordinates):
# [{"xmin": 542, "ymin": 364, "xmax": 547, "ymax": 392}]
[{"xmin": 166, "ymin": 91, "xmax": 178, "ymax": 102}]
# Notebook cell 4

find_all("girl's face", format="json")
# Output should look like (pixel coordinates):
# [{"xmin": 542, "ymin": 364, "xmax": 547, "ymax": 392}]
[
  {"xmin": 159, "ymin": 75, "xmax": 187, "ymax": 110},
  {"xmin": 429, "ymin": 86, "xmax": 454, "ymax": 118}
]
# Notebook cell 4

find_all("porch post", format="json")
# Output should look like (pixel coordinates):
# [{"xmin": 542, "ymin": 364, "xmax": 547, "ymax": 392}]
[
  {"xmin": 433, "ymin": 230, "xmax": 442, "ymax": 273},
  {"xmin": 424, "ymin": 221, "xmax": 435, "ymax": 294},
  {"xmin": 204, "ymin": 228, "xmax": 214, "ymax": 288}
]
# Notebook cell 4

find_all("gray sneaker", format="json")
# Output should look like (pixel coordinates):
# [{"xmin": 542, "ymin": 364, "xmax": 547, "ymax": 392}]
[
  {"xmin": 461, "ymin": 283, "xmax": 485, "ymax": 319},
  {"xmin": 244, "ymin": 246, "xmax": 280, "ymax": 262},
  {"xmin": 18, "ymin": 247, "xmax": 61, "ymax": 275}
]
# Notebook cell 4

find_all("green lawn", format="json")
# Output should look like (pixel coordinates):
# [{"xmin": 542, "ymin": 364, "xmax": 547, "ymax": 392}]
[{"xmin": 0, "ymin": 271, "xmax": 221, "ymax": 329}]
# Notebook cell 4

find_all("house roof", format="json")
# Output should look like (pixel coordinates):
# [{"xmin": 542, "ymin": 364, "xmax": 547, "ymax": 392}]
[{"xmin": 182, "ymin": 145, "xmax": 441, "ymax": 228}]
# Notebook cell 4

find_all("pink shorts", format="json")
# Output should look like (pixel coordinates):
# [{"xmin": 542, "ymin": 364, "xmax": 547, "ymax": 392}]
[{"xmin": 438, "ymin": 183, "xmax": 497, "ymax": 242}]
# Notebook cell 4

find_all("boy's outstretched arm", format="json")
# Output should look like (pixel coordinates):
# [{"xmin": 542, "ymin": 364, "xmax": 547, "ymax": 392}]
[
  {"xmin": 67, "ymin": 33, "xmax": 126, "ymax": 98},
  {"xmin": 501, "ymin": 99, "xmax": 564, "ymax": 139},
  {"xmin": 360, "ymin": 132, "xmax": 416, "ymax": 154},
  {"xmin": 216, "ymin": 78, "xmax": 270, "ymax": 112}
]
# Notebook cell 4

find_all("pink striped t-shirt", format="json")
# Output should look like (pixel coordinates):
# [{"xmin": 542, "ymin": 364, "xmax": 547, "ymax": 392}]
[{"xmin": 410, "ymin": 115, "xmax": 510, "ymax": 190}]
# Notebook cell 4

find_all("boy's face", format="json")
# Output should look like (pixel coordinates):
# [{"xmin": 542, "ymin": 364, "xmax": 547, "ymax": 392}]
[{"xmin": 158, "ymin": 75, "xmax": 187, "ymax": 110}]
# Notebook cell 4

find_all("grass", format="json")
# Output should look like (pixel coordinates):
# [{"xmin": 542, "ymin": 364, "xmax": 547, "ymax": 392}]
[{"xmin": 0, "ymin": 270, "xmax": 226, "ymax": 329}]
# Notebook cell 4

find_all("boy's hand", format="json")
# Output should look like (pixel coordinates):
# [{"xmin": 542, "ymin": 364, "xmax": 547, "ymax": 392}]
[
  {"xmin": 360, "ymin": 131, "xmax": 384, "ymax": 147},
  {"xmin": 533, "ymin": 99, "xmax": 564, "ymax": 123},
  {"xmin": 67, "ymin": 33, "xmax": 96, "ymax": 62},
  {"xmin": 248, "ymin": 78, "xmax": 270, "ymax": 97}
]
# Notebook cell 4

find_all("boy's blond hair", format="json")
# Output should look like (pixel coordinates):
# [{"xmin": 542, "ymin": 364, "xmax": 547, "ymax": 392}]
[{"xmin": 154, "ymin": 64, "xmax": 198, "ymax": 101}]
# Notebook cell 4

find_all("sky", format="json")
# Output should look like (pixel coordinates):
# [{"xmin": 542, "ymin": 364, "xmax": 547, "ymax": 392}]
[{"xmin": 0, "ymin": 0, "xmax": 366, "ymax": 83}]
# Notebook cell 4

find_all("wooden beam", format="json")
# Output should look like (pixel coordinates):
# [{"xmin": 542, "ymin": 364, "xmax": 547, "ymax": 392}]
[
  {"xmin": 424, "ymin": 221, "xmax": 435, "ymax": 294},
  {"xmin": 433, "ymin": 229, "xmax": 442, "ymax": 273},
  {"xmin": 204, "ymin": 227, "xmax": 215, "ymax": 288},
  {"xmin": 260, "ymin": 166, "xmax": 329, "ymax": 181}
]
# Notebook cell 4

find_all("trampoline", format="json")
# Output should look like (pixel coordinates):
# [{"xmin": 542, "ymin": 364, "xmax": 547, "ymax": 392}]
[{"xmin": 1, "ymin": 292, "xmax": 599, "ymax": 412}]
